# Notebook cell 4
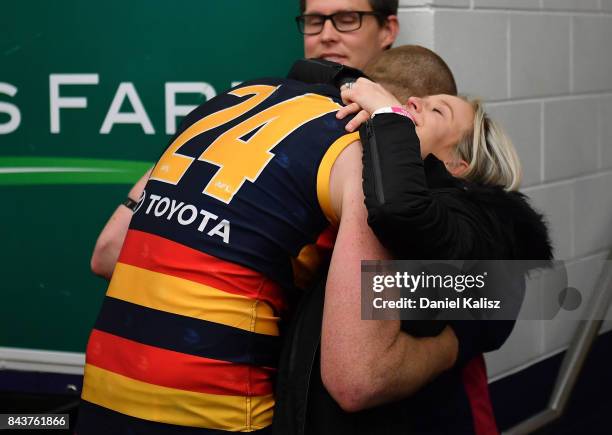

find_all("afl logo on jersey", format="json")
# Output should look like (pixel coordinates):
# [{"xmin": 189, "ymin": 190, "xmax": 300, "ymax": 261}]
[{"xmin": 133, "ymin": 190, "xmax": 146, "ymax": 214}]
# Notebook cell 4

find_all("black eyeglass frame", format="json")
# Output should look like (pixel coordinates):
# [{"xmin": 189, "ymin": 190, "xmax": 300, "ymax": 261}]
[{"xmin": 295, "ymin": 11, "xmax": 383, "ymax": 35}]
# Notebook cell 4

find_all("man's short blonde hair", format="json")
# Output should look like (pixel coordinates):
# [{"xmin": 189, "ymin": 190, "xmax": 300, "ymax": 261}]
[{"xmin": 364, "ymin": 45, "xmax": 457, "ymax": 102}]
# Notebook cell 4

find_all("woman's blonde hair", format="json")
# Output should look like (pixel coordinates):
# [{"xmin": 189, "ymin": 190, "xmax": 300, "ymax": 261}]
[{"xmin": 454, "ymin": 99, "xmax": 522, "ymax": 191}]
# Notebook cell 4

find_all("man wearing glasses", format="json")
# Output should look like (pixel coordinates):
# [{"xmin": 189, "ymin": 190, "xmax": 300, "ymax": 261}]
[{"xmin": 297, "ymin": 0, "xmax": 399, "ymax": 71}]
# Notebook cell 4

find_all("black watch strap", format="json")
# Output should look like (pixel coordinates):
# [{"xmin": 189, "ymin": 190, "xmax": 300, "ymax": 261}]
[{"xmin": 122, "ymin": 197, "xmax": 139, "ymax": 211}]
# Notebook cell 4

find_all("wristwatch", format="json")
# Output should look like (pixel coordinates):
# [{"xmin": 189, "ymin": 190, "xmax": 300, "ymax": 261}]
[{"xmin": 122, "ymin": 197, "xmax": 139, "ymax": 211}]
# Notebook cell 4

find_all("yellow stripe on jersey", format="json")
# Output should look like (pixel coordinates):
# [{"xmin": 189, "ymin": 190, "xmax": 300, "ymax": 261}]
[
  {"xmin": 82, "ymin": 364, "xmax": 274, "ymax": 431},
  {"xmin": 291, "ymin": 243, "xmax": 324, "ymax": 290},
  {"xmin": 108, "ymin": 263, "xmax": 279, "ymax": 336},
  {"xmin": 316, "ymin": 132, "xmax": 360, "ymax": 225}
]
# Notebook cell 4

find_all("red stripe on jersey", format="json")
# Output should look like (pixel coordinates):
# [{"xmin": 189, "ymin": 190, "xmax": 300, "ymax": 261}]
[
  {"xmin": 86, "ymin": 329, "xmax": 274, "ymax": 396},
  {"xmin": 316, "ymin": 225, "xmax": 337, "ymax": 252},
  {"xmin": 462, "ymin": 354, "xmax": 499, "ymax": 435},
  {"xmin": 118, "ymin": 229, "xmax": 285, "ymax": 312}
]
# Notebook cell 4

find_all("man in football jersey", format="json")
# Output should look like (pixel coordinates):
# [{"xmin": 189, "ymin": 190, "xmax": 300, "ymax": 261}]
[
  {"xmin": 90, "ymin": 0, "xmax": 400, "ymax": 279},
  {"xmin": 77, "ymin": 67, "xmax": 461, "ymax": 434}
]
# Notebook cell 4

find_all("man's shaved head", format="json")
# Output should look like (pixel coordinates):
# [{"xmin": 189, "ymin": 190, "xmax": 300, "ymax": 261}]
[{"xmin": 364, "ymin": 45, "xmax": 457, "ymax": 102}]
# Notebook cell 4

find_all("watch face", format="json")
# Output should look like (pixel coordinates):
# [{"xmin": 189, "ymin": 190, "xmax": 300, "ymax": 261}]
[{"xmin": 124, "ymin": 198, "xmax": 137, "ymax": 211}]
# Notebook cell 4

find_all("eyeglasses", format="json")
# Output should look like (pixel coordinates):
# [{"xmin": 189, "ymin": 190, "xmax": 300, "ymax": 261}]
[{"xmin": 295, "ymin": 11, "xmax": 382, "ymax": 35}]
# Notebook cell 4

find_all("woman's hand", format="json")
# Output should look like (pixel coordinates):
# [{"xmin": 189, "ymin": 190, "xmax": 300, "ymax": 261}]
[{"xmin": 337, "ymin": 77, "xmax": 402, "ymax": 132}]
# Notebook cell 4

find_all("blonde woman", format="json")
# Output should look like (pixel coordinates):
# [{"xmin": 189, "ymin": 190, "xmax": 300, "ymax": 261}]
[{"xmin": 329, "ymin": 78, "xmax": 553, "ymax": 433}]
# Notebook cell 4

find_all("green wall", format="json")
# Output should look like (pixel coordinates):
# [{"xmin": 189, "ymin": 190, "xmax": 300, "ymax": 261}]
[{"xmin": 0, "ymin": 1, "xmax": 302, "ymax": 352}]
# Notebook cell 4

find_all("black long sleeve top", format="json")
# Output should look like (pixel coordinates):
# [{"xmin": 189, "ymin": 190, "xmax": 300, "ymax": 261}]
[{"xmin": 361, "ymin": 113, "xmax": 552, "ymax": 364}]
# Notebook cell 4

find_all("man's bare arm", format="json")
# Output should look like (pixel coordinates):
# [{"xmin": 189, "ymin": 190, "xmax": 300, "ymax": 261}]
[
  {"xmin": 320, "ymin": 142, "xmax": 458, "ymax": 412},
  {"xmin": 90, "ymin": 168, "xmax": 152, "ymax": 280}
]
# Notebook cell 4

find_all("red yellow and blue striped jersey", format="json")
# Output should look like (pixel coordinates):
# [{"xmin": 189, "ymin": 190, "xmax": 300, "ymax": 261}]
[{"xmin": 79, "ymin": 78, "xmax": 358, "ymax": 434}]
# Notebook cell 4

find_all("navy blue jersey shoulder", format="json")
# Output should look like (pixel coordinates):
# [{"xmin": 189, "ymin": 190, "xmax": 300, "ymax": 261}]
[{"xmin": 130, "ymin": 78, "xmax": 351, "ymax": 290}]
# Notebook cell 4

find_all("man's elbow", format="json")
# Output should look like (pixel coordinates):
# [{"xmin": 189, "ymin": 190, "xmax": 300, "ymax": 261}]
[
  {"xmin": 320, "ymin": 361, "xmax": 378, "ymax": 412},
  {"xmin": 90, "ymin": 247, "xmax": 113, "ymax": 280}
]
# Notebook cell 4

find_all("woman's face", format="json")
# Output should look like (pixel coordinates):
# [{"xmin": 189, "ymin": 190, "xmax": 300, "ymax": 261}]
[{"xmin": 405, "ymin": 95, "xmax": 475, "ymax": 159}]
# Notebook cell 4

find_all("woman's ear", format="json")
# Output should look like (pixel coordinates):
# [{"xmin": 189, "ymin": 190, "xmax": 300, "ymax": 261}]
[{"xmin": 445, "ymin": 159, "xmax": 469, "ymax": 177}]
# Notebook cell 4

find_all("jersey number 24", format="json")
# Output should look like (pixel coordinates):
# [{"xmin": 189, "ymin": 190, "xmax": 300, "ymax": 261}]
[{"xmin": 150, "ymin": 85, "xmax": 340, "ymax": 204}]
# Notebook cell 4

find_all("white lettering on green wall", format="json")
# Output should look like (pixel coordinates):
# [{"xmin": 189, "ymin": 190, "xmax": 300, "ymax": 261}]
[
  {"xmin": 0, "ymin": 83, "xmax": 21, "ymax": 134},
  {"xmin": 100, "ymin": 82, "xmax": 155, "ymax": 134},
  {"xmin": 165, "ymin": 82, "xmax": 216, "ymax": 135},
  {"xmin": 50, "ymin": 74, "xmax": 100, "ymax": 134}
]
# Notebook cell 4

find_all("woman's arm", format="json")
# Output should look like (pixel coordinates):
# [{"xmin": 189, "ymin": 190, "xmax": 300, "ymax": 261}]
[
  {"xmin": 338, "ymin": 78, "xmax": 479, "ymax": 256},
  {"xmin": 338, "ymin": 78, "xmax": 524, "ymax": 368},
  {"xmin": 361, "ymin": 115, "xmax": 527, "ymax": 366},
  {"xmin": 361, "ymin": 114, "xmax": 478, "ymax": 258}
]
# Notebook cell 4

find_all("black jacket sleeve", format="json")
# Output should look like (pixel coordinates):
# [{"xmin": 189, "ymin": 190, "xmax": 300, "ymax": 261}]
[
  {"xmin": 360, "ymin": 113, "xmax": 517, "ymax": 366},
  {"xmin": 361, "ymin": 114, "xmax": 483, "ymax": 260}
]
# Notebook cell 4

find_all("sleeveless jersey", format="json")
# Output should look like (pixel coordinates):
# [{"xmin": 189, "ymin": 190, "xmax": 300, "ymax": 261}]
[{"xmin": 79, "ymin": 78, "xmax": 358, "ymax": 434}]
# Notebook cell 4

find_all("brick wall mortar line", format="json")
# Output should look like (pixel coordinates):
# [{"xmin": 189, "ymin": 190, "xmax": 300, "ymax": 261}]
[
  {"xmin": 485, "ymin": 91, "xmax": 612, "ymax": 106},
  {"xmin": 521, "ymin": 167, "xmax": 612, "ymax": 192},
  {"xmin": 569, "ymin": 174, "xmax": 576, "ymax": 258},
  {"xmin": 569, "ymin": 16, "xmax": 574, "ymax": 94},
  {"xmin": 540, "ymin": 102, "xmax": 545, "ymax": 183},
  {"xmin": 428, "ymin": 7, "xmax": 612, "ymax": 16},
  {"xmin": 597, "ymin": 99, "xmax": 603, "ymax": 170},
  {"xmin": 506, "ymin": 14, "xmax": 511, "ymax": 99}
]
